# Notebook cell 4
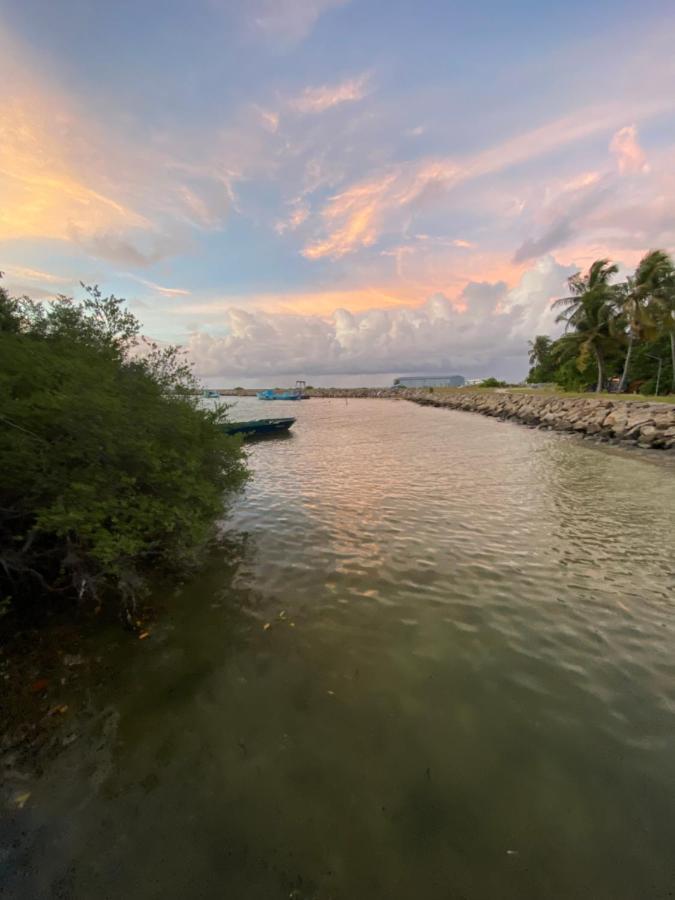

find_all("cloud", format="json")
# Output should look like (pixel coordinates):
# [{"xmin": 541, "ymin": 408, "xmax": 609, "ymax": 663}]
[
  {"xmin": 1, "ymin": 265, "xmax": 71, "ymax": 285},
  {"xmin": 302, "ymin": 161, "xmax": 460, "ymax": 259},
  {"xmin": 513, "ymin": 219, "xmax": 576, "ymax": 264},
  {"xmin": 173, "ymin": 176, "xmax": 231, "ymax": 229},
  {"xmin": 302, "ymin": 100, "xmax": 675, "ymax": 260},
  {"xmin": 0, "ymin": 39, "xmax": 237, "ymax": 263},
  {"xmin": 254, "ymin": 106, "xmax": 280, "ymax": 133},
  {"xmin": 275, "ymin": 200, "xmax": 310, "ymax": 234},
  {"xmin": 1, "ymin": 265, "xmax": 79, "ymax": 300},
  {"xmin": 512, "ymin": 170, "xmax": 615, "ymax": 263},
  {"xmin": 290, "ymin": 74, "xmax": 369, "ymax": 114},
  {"xmin": 0, "ymin": 97, "xmax": 148, "ymax": 243},
  {"xmin": 610, "ymin": 125, "xmax": 650, "ymax": 175},
  {"xmin": 131, "ymin": 277, "xmax": 191, "ymax": 297},
  {"xmin": 251, "ymin": 0, "xmax": 349, "ymax": 45},
  {"xmin": 74, "ymin": 229, "xmax": 185, "ymax": 268},
  {"xmin": 183, "ymin": 256, "xmax": 573, "ymax": 380}
]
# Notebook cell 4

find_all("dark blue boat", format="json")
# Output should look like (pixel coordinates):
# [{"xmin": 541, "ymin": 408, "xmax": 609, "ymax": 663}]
[{"xmin": 219, "ymin": 417, "xmax": 296, "ymax": 438}]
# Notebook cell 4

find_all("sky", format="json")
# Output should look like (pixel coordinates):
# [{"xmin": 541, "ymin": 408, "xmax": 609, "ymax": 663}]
[{"xmin": 2, "ymin": 0, "xmax": 675, "ymax": 386}]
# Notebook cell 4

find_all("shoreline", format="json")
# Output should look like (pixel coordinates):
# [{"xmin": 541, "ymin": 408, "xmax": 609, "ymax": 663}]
[
  {"xmin": 403, "ymin": 390, "xmax": 675, "ymax": 451},
  {"xmin": 219, "ymin": 388, "xmax": 675, "ymax": 451}
]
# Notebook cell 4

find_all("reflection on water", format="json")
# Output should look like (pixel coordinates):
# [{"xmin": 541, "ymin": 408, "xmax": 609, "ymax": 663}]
[{"xmin": 2, "ymin": 399, "xmax": 675, "ymax": 899}]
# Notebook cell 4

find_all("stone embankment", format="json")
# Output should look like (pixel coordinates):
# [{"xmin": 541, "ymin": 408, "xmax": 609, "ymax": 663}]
[
  {"xmin": 216, "ymin": 386, "xmax": 675, "ymax": 449},
  {"xmin": 406, "ymin": 391, "xmax": 675, "ymax": 451}
]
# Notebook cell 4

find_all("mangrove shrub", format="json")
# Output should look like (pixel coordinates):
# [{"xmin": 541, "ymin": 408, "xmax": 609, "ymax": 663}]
[{"xmin": 0, "ymin": 283, "xmax": 247, "ymax": 615}]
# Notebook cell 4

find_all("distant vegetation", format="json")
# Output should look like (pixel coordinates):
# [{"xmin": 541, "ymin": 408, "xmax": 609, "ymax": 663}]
[
  {"xmin": 528, "ymin": 250, "xmax": 675, "ymax": 394},
  {"xmin": 0, "ymin": 282, "xmax": 247, "ymax": 622}
]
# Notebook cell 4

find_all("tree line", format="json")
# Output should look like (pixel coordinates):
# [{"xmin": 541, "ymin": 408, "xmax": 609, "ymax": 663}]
[
  {"xmin": 527, "ymin": 250, "xmax": 675, "ymax": 394},
  {"xmin": 0, "ymin": 282, "xmax": 247, "ymax": 622}
]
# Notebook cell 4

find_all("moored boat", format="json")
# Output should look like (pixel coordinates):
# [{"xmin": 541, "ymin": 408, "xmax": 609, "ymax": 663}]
[
  {"xmin": 219, "ymin": 417, "xmax": 296, "ymax": 438},
  {"xmin": 257, "ymin": 389, "xmax": 302, "ymax": 400}
]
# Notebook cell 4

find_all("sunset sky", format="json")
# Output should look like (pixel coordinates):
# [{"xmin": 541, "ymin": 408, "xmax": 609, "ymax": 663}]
[{"xmin": 2, "ymin": 0, "xmax": 675, "ymax": 384}]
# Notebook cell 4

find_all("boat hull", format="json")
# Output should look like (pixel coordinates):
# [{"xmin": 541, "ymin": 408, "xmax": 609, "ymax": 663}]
[
  {"xmin": 219, "ymin": 417, "xmax": 296, "ymax": 438},
  {"xmin": 257, "ymin": 390, "xmax": 302, "ymax": 400}
]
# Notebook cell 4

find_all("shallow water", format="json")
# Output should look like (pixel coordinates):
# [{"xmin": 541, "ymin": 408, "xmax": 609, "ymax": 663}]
[{"xmin": 2, "ymin": 398, "xmax": 675, "ymax": 899}]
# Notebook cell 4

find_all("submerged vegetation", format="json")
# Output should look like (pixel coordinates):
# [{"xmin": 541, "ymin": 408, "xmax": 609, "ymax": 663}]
[
  {"xmin": 528, "ymin": 250, "xmax": 675, "ymax": 394},
  {"xmin": 0, "ymin": 282, "xmax": 247, "ymax": 621}
]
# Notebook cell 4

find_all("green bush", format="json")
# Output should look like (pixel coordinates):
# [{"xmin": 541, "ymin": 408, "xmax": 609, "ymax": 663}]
[
  {"xmin": 0, "ymin": 284, "xmax": 247, "ymax": 615},
  {"xmin": 480, "ymin": 377, "xmax": 507, "ymax": 388},
  {"xmin": 638, "ymin": 379, "xmax": 657, "ymax": 395}
]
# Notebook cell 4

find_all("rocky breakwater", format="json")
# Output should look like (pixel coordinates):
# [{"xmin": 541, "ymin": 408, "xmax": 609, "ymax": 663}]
[{"xmin": 406, "ymin": 391, "xmax": 675, "ymax": 451}]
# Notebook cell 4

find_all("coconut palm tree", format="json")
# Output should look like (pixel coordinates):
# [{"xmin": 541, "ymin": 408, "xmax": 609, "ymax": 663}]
[
  {"xmin": 616, "ymin": 251, "xmax": 666, "ymax": 391},
  {"xmin": 662, "ymin": 286, "xmax": 675, "ymax": 393},
  {"xmin": 528, "ymin": 335, "xmax": 551, "ymax": 366},
  {"xmin": 553, "ymin": 259, "xmax": 620, "ymax": 393},
  {"xmin": 643, "ymin": 250, "xmax": 675, "ymax": 393}
]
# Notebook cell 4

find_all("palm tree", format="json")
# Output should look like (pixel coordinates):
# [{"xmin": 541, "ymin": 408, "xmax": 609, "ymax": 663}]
[
  {"xmin": 662, "ymin": 286, "xmax": 675, "ymax": 393},
  {"xmin": 528, "ymin": 335, "xmax": 552, "ymax": 366},
  {"xmin": 553, "ymin": 259, "xmax": 620, "ymax": 393},
  {"xmin": 643, "ymin": 250, "xmax": 675, "ymax": 393},
  {"xmin": 616, "ymin": 251, "xmax": 665, "ymax": 391}
]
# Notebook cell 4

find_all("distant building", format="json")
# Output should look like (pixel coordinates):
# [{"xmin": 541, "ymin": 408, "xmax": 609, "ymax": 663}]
[
  {"xmin": 464, "ymin": 378, "xmax": 484, "ymax": 386},
  {"xmin": 393, "ymin": 375, "xmax": 465, "ymax": 388}
]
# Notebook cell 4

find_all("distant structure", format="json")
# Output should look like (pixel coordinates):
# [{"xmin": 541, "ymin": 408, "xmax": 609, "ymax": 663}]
[
  {"xmin": 393, "ymin": 375, "xmax": 465, "ymax": 388},
  {"xmin": 464, "ymin": 378, "xmax": 484, "ymax": 386}
]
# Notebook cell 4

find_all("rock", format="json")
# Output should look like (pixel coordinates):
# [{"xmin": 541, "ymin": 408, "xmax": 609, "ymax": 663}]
[{"xmin": 401, "ymin": 390, "xmax": 675, "ymax": 453}]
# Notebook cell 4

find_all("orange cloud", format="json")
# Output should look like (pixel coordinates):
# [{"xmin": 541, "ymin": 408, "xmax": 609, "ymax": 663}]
[
  {"xmin": 2, "ymin": 265, "xmax": 71, "ymax": 285},
  {"xmin": 290, "ymin": 74, "xmax": 369, "ymax": 114},
  {"xmin": 0, "ymin": 95, "xmax": 148, "ymax": 244},
  {"xmin": 275, "ymin": 200, "xmax": 310, "ymax": 234},
  {"xmin": 302, "ymin": 163, "xmax": 459, "ymax": 259}
]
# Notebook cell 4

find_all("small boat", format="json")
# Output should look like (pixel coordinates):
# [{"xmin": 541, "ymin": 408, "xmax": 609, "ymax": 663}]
[
  {"xmin": 219, "ymin": 417, "xmax": 296, "ymax": 438},
  {"xmin": 202, "ymin": 389, "xmax": 221, "ymax": 399},
  {"xmin": 257, "ymin": 389, "xmax": 302, "ymax": 401}
]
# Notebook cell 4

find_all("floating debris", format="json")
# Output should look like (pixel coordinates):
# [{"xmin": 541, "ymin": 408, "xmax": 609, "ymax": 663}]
[
  {"xmin": 29, "ymin": 678, "xmax": 49, "ymax": 693},
  {"xmin": 138, "ymin": 631, "xmax": 150, "ymax": 640},
  {"xmin": 13, "ymin": 792, "xmax": 30, "ymax": 809},
  {"xmin": 48, "ymin": 704, "xmax": 69, "ymax": 716},
  {"xmin": 263, "ymin": 623, "xmax": 271, "ymax": 631}
]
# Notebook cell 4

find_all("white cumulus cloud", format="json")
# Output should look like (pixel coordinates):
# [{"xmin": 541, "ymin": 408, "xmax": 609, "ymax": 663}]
[{"xmin": 185, "ymin": 256, "xmax": 574, "ymax": 382}]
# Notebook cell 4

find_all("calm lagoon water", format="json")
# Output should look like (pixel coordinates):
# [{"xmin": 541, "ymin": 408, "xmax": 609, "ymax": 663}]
[{"xmin": 2, "ymin": 398, "xmax": 675, "ymax": 899}]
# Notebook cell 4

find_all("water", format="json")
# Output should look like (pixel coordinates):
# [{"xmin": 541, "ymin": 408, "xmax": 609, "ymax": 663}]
[{"xmin": 2, "ymin": 399, "xmax": 675, "ymax": 899}]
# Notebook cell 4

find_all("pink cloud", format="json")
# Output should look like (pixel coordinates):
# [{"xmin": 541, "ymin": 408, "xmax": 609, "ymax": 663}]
[
  {"xmin": 610, "ymin": 125, "xmax": 650, "ymax": 174},
  {"xmin": 301, "ymin": 100, "xmax": 674, "ymax": 261},
  {"xmin": 290, "ymin": 74, "xmax": 370, "ymax": 114}
]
